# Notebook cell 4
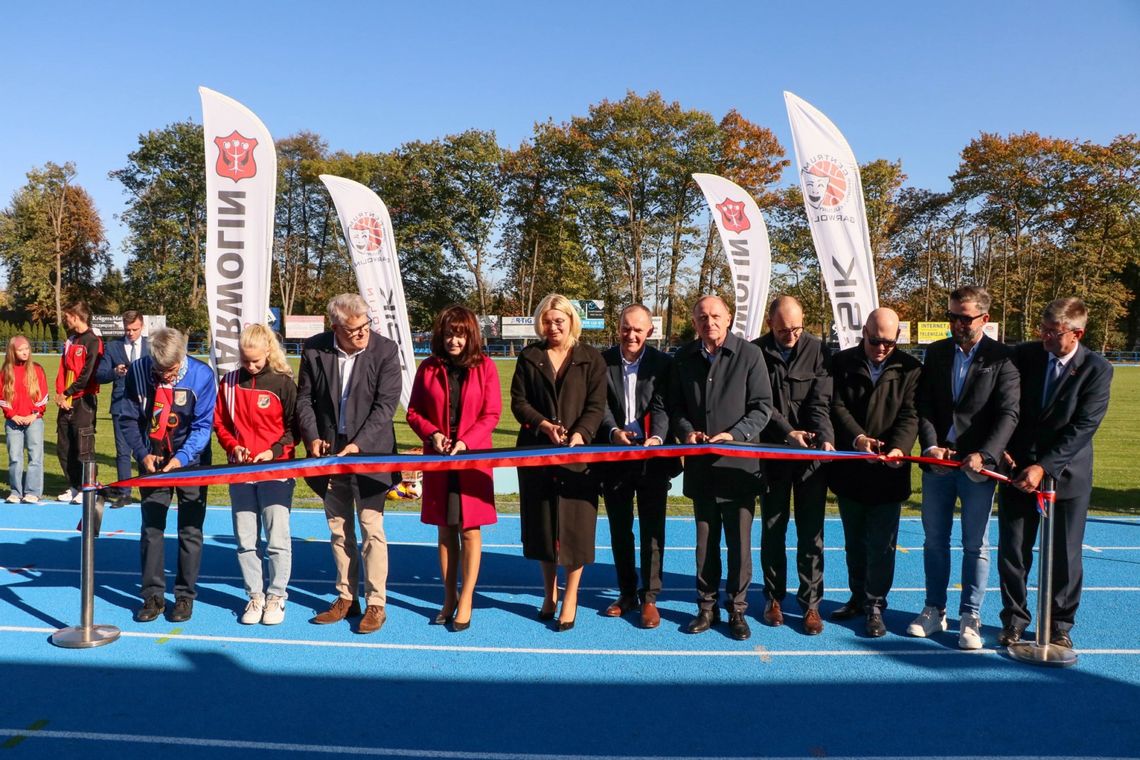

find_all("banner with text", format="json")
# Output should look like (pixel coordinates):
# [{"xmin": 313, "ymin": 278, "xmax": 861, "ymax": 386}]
[
  {"xmin": 692, "ymin": 173, "xmax": 771, "ymax": 341},
  {"xmin": 784, "ymin": 91, "xmax": 878, "ymax": 349},
  {"xmin": 320, "ymin": 174, "xmax": 416, "ymax": 409},
  {"xmin": 200, "ymin": 86, "xmax": 276, "ymax": 376}
]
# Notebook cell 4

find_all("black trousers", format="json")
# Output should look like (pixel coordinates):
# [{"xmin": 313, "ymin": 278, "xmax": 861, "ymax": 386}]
[
  {"xmin": 760, "ymin": 468, "xmax": 827, "ymax": 610},
  {"xmin": 837, "ymin": 496, "xmax": 902, "ymax": 614},
  {"xmin": 998, "ymin": 484, "xmax": 1089, "ymax": 632},
  {"xmin": 56, "ymin": 394, "xmax": 97, "ymax": 490},
  {"xmin": 693, "ymin": 497, "xmax": 754, "ymax": 614},
  {"xmin": 140, "ymin": 485, "xmax": 208, "ymax": 601},
  {"xmin": 602, "ymin": 472, "xmax": 668, "ymax": 604}
]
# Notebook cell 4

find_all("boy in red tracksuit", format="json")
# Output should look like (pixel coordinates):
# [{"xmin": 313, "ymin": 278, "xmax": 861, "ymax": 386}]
[
  {"xmin": 214, "ymin": 324, "xmax": 297, "ymax": 625},
  {"xmin": 54, "ymin": 302, "xmax": 103, "ymax": 503}
]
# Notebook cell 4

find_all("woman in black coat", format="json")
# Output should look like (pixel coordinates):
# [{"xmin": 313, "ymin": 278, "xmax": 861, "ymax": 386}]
[{"xmin": 510, "ymin": 294, "xmax": 607, "ymax": 631}]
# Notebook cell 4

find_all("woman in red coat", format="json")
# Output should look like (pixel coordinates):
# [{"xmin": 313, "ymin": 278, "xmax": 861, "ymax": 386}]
[{"xmin": 406, "ymin": 305, "xmax": 501, "ymax": 631}]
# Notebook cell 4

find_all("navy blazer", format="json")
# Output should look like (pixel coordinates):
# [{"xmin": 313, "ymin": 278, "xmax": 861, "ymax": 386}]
[
  {"xmin": 1005, "ymin": 342, "xmax": 1113, "ymax": 499},
  {"xmin": 95, "ymin": 336, "xmax": 149, "ymax": 415},
  {"xmin": 594, "ymin": 344, "xmax": 680, "ymax": 483},
  {"xmin": 917, "ymin": 335, "xmax": 1020, "ymax": 466}
]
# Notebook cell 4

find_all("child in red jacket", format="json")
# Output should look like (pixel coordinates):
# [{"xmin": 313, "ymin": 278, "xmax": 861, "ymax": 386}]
[{"xmin": 1, "ymin": 336, "xmax": 48, "ymax": 503}]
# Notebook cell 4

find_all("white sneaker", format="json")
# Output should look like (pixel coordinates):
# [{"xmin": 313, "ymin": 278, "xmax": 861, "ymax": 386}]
[
  {"xmin": 240, "ymin": 596, "xmax": 265, "ymax": 625},
  {"xmin": 906, "ymin": 606, "xmax": 949, "ymax": 637},
  {"xmin": 958, "ymin": 613, "xmax": 983, "ymax": 650},
  {"xmin": 57, "ymin": 488, "xmax": 78, "ymax": 503},
  {"xmin": 5, "ymin": 493, "xmax": 21, "ymax": 503},
  {"xmin": 261, "ymin": 595, "xmax": 286, "ymax": 625},
  {"xmin": 22, "ymin": 494, "xmax": 39, "ymax": 504}
]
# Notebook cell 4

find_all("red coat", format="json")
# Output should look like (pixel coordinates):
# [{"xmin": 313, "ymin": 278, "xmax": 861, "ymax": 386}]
[{"xmin": 406, "ymin": 355, "xmax": 501, "ymax": 528}]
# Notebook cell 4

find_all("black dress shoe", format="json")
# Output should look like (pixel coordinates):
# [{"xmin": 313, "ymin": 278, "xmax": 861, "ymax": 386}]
[
  {"xmin": 432, "ymin": 608, "xmax": 455, "ymax": 625},
  {"xmin": 865, "ymin": 612, "xmax": 886, "ymax": 638},
  {"xmin": 169, "ymin": 598, "xmax": 193, "ymax": 623},
  {"xmin": 537, "ymin": 606, "xmax": 556, "ymax": 621},
  {"xmin": 451, "ymin": 619, "xmax": 471, "ymax": 632},
  {"xmin": 685, "ymin": 607, "xmax": 721, "ymax": 634},
  {"xmin": 1050, "ymin": 627, "xmax": 1073, "ymax": 649},
  {"xmin": 557, "ymin": 617, "xmax": 575, "ymax": 632},
  {"xmin": 135, "ymin": 595, "xmax": 165, "ymax": 623},
  {"xmin": 998, "ymin": 625, "xmax": 1025, "ymax": 647},
  {"xmin": 831, "ymin": 598, "xmax": 863, "ymax": 621},
  {"xmin": 729, "ymin": 611, "xmax": 752, "ymax": 641}
]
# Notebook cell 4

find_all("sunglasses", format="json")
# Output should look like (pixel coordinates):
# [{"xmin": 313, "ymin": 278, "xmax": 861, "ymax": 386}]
[
  {"xmin": 866, "ymin": 337, "xmax": 897, "ymax": 348},
  {"xmin": 945, "ymin": 311, "xmax": 984, "ymax": 324}
]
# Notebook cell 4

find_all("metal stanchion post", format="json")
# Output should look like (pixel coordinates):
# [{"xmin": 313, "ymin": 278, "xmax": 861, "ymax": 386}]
[
  {"xmin": 52, "ymin": 461, "xmax": 120, "ymax": 649},
  {"xmin": 1008, "ymin": 475, "xmax": 1076, "ymax": 667}
]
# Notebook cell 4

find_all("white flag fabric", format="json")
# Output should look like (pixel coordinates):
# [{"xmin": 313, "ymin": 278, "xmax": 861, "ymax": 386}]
[
  {"xmin": 319, "ymin": 174, "xmax": 416, "ymax": 409},
  {"xmin": 692, "ymin": 173, "xmax": 771, "ymax": 341},
  {"xmin": 784, "ymin": 91, "xmax": 879, "ymax": 349},
  {"xmin": 199, "ymin": 86, "xmax": 277, "ymax": 375}
]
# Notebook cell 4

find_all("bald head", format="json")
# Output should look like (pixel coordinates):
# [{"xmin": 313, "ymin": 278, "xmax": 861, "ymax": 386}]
[
  {"xmin": 862, "ymin": 307, "xmax": 900, "ymax": 363},
  {"xmin": 767, "ymin": 296, "xmax": 805, "ymax": 349}
]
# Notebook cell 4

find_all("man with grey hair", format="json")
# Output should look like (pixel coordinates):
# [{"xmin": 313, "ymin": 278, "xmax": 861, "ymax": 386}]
[
  {"xmin": 298, "ymin": 293, "xmax": 402, "ymax": 634},
  {"xmin": 118, "ymin": 327, "xmax": 216, "ymax": 623},
  {"xmin": 997, "ymin": 298, "xmax": 1112, "ymax": 649}
]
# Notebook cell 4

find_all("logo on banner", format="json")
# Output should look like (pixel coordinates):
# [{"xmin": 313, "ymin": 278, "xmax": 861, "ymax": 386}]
[
  {"xmin": 715, "ymin": 198, "xmax": 751, "ymax": 233},
  {"xmin": 214, "ymin": 131, "xmax": 259, "ymax": 182},
  {"xmin": 801, "ymin": 156, "xmax": 849, "ymax": 211},
  {"xmin": 348, "ymin": 212, "xmax": 386, "ymax": 260}
]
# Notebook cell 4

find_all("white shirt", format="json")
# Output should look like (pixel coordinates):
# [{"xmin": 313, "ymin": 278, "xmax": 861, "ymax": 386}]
[{"xmin": 335, "ymin": 341, "xmax": 365, "ymax": 435}]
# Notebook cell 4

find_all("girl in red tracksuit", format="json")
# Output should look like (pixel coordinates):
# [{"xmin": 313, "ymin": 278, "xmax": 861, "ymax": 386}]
[
  {"xmin": 0, "ymin": 336, "xmax": 48, "ymax": 503},
  {"xmin": 214, "ymin": 324, "xmax": 297, "ymax": 626}
]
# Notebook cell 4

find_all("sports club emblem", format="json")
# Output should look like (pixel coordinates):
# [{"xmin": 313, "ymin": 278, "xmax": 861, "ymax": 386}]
[
  {"xmin": 149, "ymin": 402, "xmax": 165, "ymax": 435},
  {"xmin": 257, "ymin": 393, "xmax": 271, "ymax": 409},
  {"xmin": 174, "ymin": 390, "xmax": 188, "ymax": 407},
  {"xmin": 801, "ymin": 157, "xmax": 849, "ymax": 211},
  {"xmin": 715, "ymin": 198, "xmax": 751, "ymax": 234},
  {"xmin": 214, "ymin": 131, "xmax": 259, "ymax": 181},
  {"xmin": 348, "ymin": 212, "xmax": 384, "ymax": 255}
]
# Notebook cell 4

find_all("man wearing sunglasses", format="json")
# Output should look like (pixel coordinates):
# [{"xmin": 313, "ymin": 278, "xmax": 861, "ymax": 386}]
[
  {"xmin": 909, "ymin": 286, "xmax": 1019, "ymax": 650},
  {"xmin": 297, "ymin": 293, "xmax": 402, "ymax": 635},
  {"xmin": 997, "ymin": 298, "xmax": 1112, "ymax": 650},
  {"xmin": 828, "ymin": 308, "xmax": 921, "ymax": 638}
]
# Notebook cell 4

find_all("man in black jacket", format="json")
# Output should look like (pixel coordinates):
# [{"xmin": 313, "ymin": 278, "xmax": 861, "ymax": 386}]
[
  {"xmin": 752, "ymin": 296, "xmax": 834, "ymax": 635},
  {"xmin": 828, "ymin": 308, "xmax": 921, "ymax": 638},
  {"xmin": 595, "ymin": 305, "xmax": 678, "ymax": 629},
  {"xmin": 671, "ymin": 295, "xmax": 773, "ymax": 641},
  {"xmin": 997, "ymin": 298, "xmax": 1112, "ymax": 649},
  {"xmin": 297, "ymin": 293, "xmax": 402, "ymax": 634},
  {"xmin": 909, "ymin": 286, "xmax": 1019, "ymax": 650},
  {"xmin": 95, "ymin": 309, "xmax": 148, "ymax": 506}
]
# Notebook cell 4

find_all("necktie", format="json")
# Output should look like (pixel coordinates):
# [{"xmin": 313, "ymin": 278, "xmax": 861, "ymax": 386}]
[
  {"xmin": 1043, "ymin": 357, "xmax": 1063, "ymax": 406},
  {"xmin": 129, "ymin": 341, "xmax": 137, "ymax": 363}
]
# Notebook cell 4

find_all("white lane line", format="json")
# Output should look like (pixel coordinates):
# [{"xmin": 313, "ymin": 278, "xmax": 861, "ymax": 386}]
[
  {"xmin": 1, "ymin": 626, "xmax": 1138, "ymax": 658},
  {"xmin": 2, "ymin": 567, "xmax": 1138, "ymax": 594},
  {"xmin": 0, "ymin": 729, "xmax": 1125, "ymax": 760}
]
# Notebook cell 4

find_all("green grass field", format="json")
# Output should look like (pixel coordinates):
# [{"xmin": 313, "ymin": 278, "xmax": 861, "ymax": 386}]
[{"xmin": 9, "ymin": 357, "xmax": 1139, "ymax": 514}]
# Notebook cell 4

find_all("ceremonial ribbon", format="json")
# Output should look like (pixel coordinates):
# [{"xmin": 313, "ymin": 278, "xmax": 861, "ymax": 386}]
[{"xmin": 110, "ymin": 442, "xmax": 1014, "ymax": 491}]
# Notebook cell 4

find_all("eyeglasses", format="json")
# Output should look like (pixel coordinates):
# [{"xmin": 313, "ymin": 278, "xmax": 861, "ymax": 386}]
[
  {"xmin": 152, "ymin": 365, "xmax": 179, "ymax": 382},
  {"xmin": 945, "ymin": 311, "xmax": 985, "ymax": 325},
  {"xmin": 338, "ymin": 321, "xmax": 371, "ymax": 339},
  {"xmin": 1040, "ymin": 326, "xmax": 1078, "ymax": 339},
  {"xmin": 775, "ymin": 326, "xmax": 804, "ymax": 338},
  {"xmin": 866, "ymin": 337, "xmax": 897, "ymax": 348}
]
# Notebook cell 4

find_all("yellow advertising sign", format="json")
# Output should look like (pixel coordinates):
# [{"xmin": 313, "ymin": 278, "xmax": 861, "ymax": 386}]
[{"xmin": 918, "ymin": 322, "xmax": 951, "ymax": 344}]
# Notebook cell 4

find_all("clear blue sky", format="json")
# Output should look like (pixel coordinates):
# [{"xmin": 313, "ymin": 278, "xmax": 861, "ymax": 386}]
[{"xmin": 2, "ymin": 0, "xmax": 1138, "ymax": 270}]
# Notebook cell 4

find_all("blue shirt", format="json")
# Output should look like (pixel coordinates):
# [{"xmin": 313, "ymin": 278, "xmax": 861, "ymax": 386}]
[{"xmin": 947, "ymin": 341, "xmax": 982, "ymax": 443}]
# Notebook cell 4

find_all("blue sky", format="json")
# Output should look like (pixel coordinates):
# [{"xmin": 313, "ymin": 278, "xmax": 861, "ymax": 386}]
[{"xmin": 2, "ymin": 0, "xmax": 1138, "ymax": 270}]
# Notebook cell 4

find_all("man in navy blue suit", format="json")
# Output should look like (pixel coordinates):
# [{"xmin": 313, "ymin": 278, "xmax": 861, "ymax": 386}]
[
  {"xmin": 997, "ymin": 298, "xmax": 1113, "ymax": 649},
  {"xmin": 97, "ymin": 310, "xmax": 148, "ymax": 506}
]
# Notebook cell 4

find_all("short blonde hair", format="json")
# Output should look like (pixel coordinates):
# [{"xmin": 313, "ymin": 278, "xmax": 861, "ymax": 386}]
[
  {"xmin": 533, "ymin": 293, "xmax": 581, "ymax": 345},
  {"xmin": 150, "ymin": 328, "xmax": 188, "ymax": 370},
  {"xmin": 239, "ymin": 324, "xmax": 292, "ymax": 377}
]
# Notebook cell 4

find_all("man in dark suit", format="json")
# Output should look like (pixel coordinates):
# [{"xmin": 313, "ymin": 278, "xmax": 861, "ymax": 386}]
[
  {"xmin": 997, "ymin": 297, "xmax": 1113, "ymax": 649},
  {"xmin": 671, "ymin": 295, "xmax": 773, "ymax": 641},
  {"xmin": 829, "ymin": 308, "xmax": 921, "ymax": 638},
  {"xmin": 753, "ymin": 295, "xmax": 834, "ymax": 636},
  {"xmin": 297, "ymin": 293, "xmax": 402, "ymax": 634},
  {"xmin": 595, "ymin": 304, "xmax": 678, "ymax": 629},
  {"xmin": 909, "ymin": 286, "xmax": 1020, "ymax": 650},
  {"xmin": 96, "ymin": 309, "xmax": 148, "ymax": 506}
]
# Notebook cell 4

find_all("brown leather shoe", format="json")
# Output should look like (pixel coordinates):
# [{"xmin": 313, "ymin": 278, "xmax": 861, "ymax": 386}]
[
  {"xmin": 358, "ymin": 605, "xmax": 386, "ymax": 634},
  {"xmin": 312, "ymin": 597, "xmax": 361, "ymax": 625},
  {"xmin": 640, "ymin": 602, "xmax": 661, "ymax": 629},
  {"xmin": 803, "ymin": 607, "xmax": 824, "ymax": 636},
  {"xmin": 763, "ymin": 599, "xmax": 784, "ymax": 626},
  {"xmin": 604, "ymin": 594, "xmax": 639, "ymax": 617}
]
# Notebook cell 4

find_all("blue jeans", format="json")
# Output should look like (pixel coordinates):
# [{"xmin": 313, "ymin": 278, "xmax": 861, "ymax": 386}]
[
  {"xmin": 6, "ymin": 417, "xmax": 44, "ymax": 498},
  {"xmin": 921, "ymin": 468, "xmax": 996, "ymax": 616},
  {"xmin": 231, "ymin": 480, "xmax": 295, "ymax": 599}
]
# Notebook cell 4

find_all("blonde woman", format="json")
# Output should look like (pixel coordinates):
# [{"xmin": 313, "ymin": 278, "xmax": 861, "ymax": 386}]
[
  {"xmin": 214, "ymin": 325, "xmax": 297, "ymax": 625},
  {"xmin": 0, "ymin": 336, "xmax": 48, "ymax": 503},
  {"xmin": 510, "ymin": 294, "xmax": 607, "ymax": 631}
]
